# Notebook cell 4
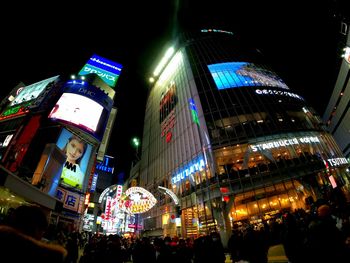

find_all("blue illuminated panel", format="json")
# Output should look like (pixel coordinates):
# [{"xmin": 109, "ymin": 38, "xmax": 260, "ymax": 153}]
[
  {"xmin": 172, "ymin": 155, "xmax": 205, "ymax": 184},
  {"xmin": 95, "ymin": 155, "xmax": 114, "ymax": 174},
  {"xmin": 78, "ymin": 54, "xmax": 123, "ymax": 88},
  {"xmin": 208, "ymin": 62, "xmax": 288, "ymax": 90}
]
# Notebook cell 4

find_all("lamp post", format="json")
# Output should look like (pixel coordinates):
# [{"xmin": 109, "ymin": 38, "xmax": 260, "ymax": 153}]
[{"xmin": 132, "ymin": 137, "xmax": 140, "ymax": 161}]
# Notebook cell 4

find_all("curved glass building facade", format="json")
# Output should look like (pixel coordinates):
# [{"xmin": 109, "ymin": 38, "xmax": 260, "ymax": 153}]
[{"xmin": 139, "ymin": 29, "xmax": 350, "ymax": 240}]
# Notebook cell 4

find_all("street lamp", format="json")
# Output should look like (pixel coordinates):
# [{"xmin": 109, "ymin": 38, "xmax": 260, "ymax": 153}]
[{"xmin": 132, "ymin": 137, "xmax": 140, "ymax": 161}]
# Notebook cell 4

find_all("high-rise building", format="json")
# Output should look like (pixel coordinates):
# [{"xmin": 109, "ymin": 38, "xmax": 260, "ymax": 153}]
[
  {"xmin": 138, "ymin": 29, "xmax": 350, "ymax": 241},
  {"xmin": 323, "ymin": 20, "xmax": 350, "ymax": 159}
]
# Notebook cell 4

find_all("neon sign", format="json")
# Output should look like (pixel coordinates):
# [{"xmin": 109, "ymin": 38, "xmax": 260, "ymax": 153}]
[
  {"xmin": 0, "ymin": 102, "xmax": 31, "ymax": 120},
  {"xmin": 172, "ymin": 157, "xmax": 205, "ymax": 184},
  {"xmin": 327, "ymin": 157, "xmax": 348, "ymax": 167},
  {"xmin": 123, "ymin": 187, "xmax": 157, "ymax": 214},
  {"xmin": 0, "ymin": 134, "xmax": 13, "ymax": 148},
  {"xmin": 201, "ymin": 29, "xmax": 234, "ymax": 35},
  {"xmin": 255, "ymin": 89, "xmax": 304, "ymax": 100},
  {"xmin": 90, "ymin": 173, "xmax": 98, "ymax": 192},
  {"xmin": 189, "ymin": 98, "xmax": 200, "ymax": 126},
  {"xmin": 158, "ymin": 186, "xmax": 179, "ymax": 205},
  {"xmin": 250, "ymin": 136, "xmax": 320, "ymax": 152},
  {"xmin": 78, "ymin": 54, "xmax": 123, "ymax": 88},
  {"xmin": 99, "ymin": 185, "xmax": 114, "ymax": 203},
  {"xmin": 95, "ymin": 155, "xmax": 114, "ymax": 173}
]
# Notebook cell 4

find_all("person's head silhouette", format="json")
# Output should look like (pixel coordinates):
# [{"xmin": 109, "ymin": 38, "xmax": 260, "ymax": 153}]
[{"xmin": 9, "ymin": 205, "xmax": 48, "ymax": 240}]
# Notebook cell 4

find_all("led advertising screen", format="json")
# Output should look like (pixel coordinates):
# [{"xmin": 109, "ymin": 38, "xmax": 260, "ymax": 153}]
[
  {"xmin": 78, "ymin": 54, "xmax": 123, "ymax": 88},
  {"xmin": 10, "ymin": 76, "xmax": 59, "ymax": 106},
  {"xmin": 208, "ymin": 62, "xmax": 288, "ymax": 90},
  {"xmin": 56, "ymin": 128, "xmax": 92, "ymax": 189},
  {"xmin": 48, "ymin": 93, "xmax": 103, "ymax": 133},
  {"xmin": 48, "ymin": 81, "xmax": 112, "ymax": 140}
]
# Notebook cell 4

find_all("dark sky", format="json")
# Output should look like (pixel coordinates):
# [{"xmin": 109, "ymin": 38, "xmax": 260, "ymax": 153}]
[{"xmin": 1, "ymin": 0, "xmax": 346, "ymax": 179}]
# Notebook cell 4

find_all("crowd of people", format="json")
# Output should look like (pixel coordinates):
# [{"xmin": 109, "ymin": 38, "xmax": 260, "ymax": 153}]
[{"xmin": 0, "ymin": 200, "xmax": 349, "ymax": 262}]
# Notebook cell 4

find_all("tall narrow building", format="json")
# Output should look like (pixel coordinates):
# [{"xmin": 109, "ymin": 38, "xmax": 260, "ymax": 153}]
[
  {"xmin": 323, "ymin": 21, "xmax": 350, "ymax": 159},
  {"xmin": 139, "ymin": 29, "xmax": 350, "ymax": 241}
]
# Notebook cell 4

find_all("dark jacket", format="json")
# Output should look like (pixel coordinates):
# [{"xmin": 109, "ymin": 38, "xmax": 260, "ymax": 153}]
[{"xmin": 0, "ymin": 225, "xmax": 67, "ymax": 263}]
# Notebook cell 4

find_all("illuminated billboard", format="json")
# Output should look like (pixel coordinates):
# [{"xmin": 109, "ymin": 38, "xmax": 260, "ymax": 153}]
[
  {"xmin": 56, "ymin": 128, "xmax": 92, "ymax": 189},
  {"xmin": 10, "ymin": 76, "xmax": 59, "ymax": 106},
  {"xmin": 78, "ymin": 54, "xmax": 123, "ymax": 88},
  {"xmin": 0, "ymin": 102, "xmax": 31, "ymax": 121},
  {"xmin": 123, "ymin": 187, "xmax": 157, "ymax": 214},
  {"xmin": 49, "ymin": 93, "xmax": 103, "ymax": 133},
  {"xmin": 208, "ymin": 62, "xmax": 288, "ymax": 90},
  {"xmin": 48, "ymin": 81, "xmax": 113, "ymax": 140}
]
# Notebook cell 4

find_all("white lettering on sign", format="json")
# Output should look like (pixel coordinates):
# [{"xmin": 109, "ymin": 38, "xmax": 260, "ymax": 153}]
[
  {"xmin": 0, "ymin": 134, "xmax": 13, "ymax": 148},
  {"xmin": 158, "ymin": 186, "xmax": 179, "ymax": 205},
  {"xmin": 250, "ymin": 136, "xmax": 320, "ymax": 152},
  {"xmin": 172, "ymin": 158, "xmax": 205, "ymax": 184},
  {"xmin": 255, "ymin": 89, "xmax": 304, "ymax": 100},
  {"xmin": 90, "ymin": 57, "xmax": 122, "ymax": 72},
  {"xmin": 83, "ymin": 66, "xmax": 116, "ymax": 81},
  {"xmin": 327, "ymin": 157, "xmax": 348, "ymax": 167},
  {"xmin": 78, "ymin": 87, "xmax": 96, "ymax": 97}
]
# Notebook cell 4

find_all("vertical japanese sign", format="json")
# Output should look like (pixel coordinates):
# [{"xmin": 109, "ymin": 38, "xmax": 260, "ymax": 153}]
[
  {"xmin": 56, "ymin": 187, "xmax": 81, "ymax": 212},
  {"xmin": 160, "ymin": 81, "xmax": 178, "ymax": 143}
]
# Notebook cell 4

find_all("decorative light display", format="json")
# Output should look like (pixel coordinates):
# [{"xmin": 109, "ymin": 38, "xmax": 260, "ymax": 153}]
[
  {"xmin": 158, "ymin": 186, "xmax": 179, "ymax": 205},
  {"xmin": 123, "ymin": 187, "xmax": 157, "ymax": 214}
]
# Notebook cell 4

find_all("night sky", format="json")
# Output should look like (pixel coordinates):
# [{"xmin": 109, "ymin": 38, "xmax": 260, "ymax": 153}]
[{"xmin": 1, "ymin": 1, "xmax": 346, "ymax": 179}]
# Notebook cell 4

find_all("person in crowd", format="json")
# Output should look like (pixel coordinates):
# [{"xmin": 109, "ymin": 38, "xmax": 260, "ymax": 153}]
[
  {"xmin": 61, "ymin": 135, "xmax": 87, "ymax": 188},
  {"xmin": 281, "ymin": 212, "xmax": 305, "ymax": 263},
  {"xmin": 65, "ymin": 232, "xmax": 79, "ymax": 263},
  {"xmin": 176, "ymin": 238, "xmax": 193, "ymax": 263},
  {"xmin": 304, "ymin": 204, "xmax": 347, "ymax": 262},
  {"xmin": 154, "ymin": 237, "xmax": 172, "ymax": 263},
  {"xmin": 0, "ymin": 205, "xmax": 67, "ymax": 262},
  {"xmin": 132, "ymin": 237, "xmax": 156, "ymax": 263}
]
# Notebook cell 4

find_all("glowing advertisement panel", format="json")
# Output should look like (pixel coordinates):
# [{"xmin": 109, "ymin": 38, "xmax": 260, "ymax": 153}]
[
  {"xmin": 56, "ymin": 128, "xmax": 92, "ymax": 189},
  {"xmin": 172, "ymin": 155, "xmax": 206, "ymax": 184},
  {"xmin": 49, "ymin": 93, "xmax": 103, "ymax": 133},
  {"xmin": 208, "ymin": 62, "xmax": 288, "ymax": 90},
  {"xmin": 56, "ymin": 187, "xmax": 82, "ymax": 212},
  {"xmin": 0, "ymin": 102, "xmax": 31, "ymax": 121},
  {"xmin": 10, "ymin": 76, "xmax": 59, "ymax": 106},
  {"xmin": 123, "ymin": 187, "xmax": 157, "ymax": 214},
  {"xmin": 78, "ymin": 54, "xmax": 123, "ymax": 88}
]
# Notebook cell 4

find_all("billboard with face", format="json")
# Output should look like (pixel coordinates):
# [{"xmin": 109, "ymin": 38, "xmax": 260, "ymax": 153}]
[{"xmin": 56, "ymin": 128, "xmax": 92, "ymax": 189}]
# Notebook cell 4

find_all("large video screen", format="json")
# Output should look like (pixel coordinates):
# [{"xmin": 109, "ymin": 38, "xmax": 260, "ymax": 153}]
[
  {"xmin": 56, "ymin": 128, "xmax": 92, "ymax": 189},
  {"xmin": 48, "ymin": 93, "xmax": 103, "ymax": 133},
  {"xmin": 10, "ymin": 76, "xmax": 59, "ymax": 106},
  {"xmin": 208, "ymin": 62, "xmax": 288, "ymax": 90}
]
